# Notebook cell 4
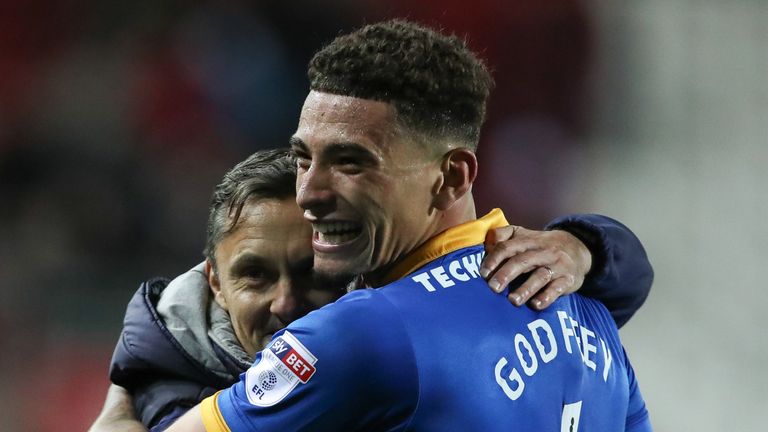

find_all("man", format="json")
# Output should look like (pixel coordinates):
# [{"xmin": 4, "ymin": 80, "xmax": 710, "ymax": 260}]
[
  {"xmin": 92, "ymin": 150, "xmax": 345, "ymax": 431},
  {"xmin": 168, "ymin": 20, "xmax": 651, "ymax": 431},
  {"xmin": 90, "ymin": 148, "xmax": 651, "ymax": 431}
]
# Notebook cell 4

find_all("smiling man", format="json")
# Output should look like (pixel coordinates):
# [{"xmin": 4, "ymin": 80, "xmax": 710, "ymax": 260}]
[
  {"xmin": 99, "ymin": 150, "xmax": 347, "ymax": 431},
  {"xmin": 167, "ymin": 20, "xmax": 652, "ymax": 432},
  {"xmin": 291, "ymin": 91, "xmax": 453, "ymax": 285},
  {"xmin": 201, "ymin": 163, "xmax": 341, "ymax": 356}
]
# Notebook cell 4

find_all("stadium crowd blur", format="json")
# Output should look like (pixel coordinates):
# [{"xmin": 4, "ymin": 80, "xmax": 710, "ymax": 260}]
[{"xmin": 0, "ymin": 1, "xmax": 592, "ymax": 430}]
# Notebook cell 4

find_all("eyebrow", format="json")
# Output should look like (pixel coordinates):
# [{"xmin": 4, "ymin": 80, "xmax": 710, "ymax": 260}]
[
  {"xmin": 325, "ymin": 142, "xmax": 375, "ymax": 156},
  {"xmin": 289, "ymin": 136, "xmax": 307, "ymax": 154},
  {"xmin": 229, "ymin": 252, "xmax": 314, "ymax": 277},
  {"xmin": 289, "ymin": 137, "xmax": 378, "ymax": 165},
  {"xmin": 290, "ymin": 136, "xmax": 372, "ymax": 153}
]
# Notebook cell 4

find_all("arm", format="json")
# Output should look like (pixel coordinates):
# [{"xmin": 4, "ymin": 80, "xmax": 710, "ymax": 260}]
[
  {"xmin": 132, "ymin": 380, "xmax": 216, "ymax": 431},
  {"xmin": 623, "ymin": 348, "xmax": 653, "ymax": 431},
  {"xmin": 481, "ymin": 214, "xmax": 653, "ymax": 327},
  {"xmin": 170, "ymin": 291, "xmax": 414, "ymax": 431},
  {"xmin": 88, "ymin": 384, "xmax": 149, "ymax": 432},
  {"xmin": 109, "ymin": 275, "xmax": 222, "ymax": 430},
  {"xmin": 547, "ymin": 214, "xmax": 653, "ymax": 327},
  {"xmin": 165, "ymin": 406, "xmax": 205, "ymax": 432}
]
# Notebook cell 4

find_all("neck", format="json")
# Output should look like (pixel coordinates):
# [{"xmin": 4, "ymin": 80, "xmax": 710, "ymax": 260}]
[
  {"xmin": 364, "ymin": 194, "xmax": 476, "ymax": 287},
  {"xmin": 435, "ymin": 194, "xmax": 477, "ymax": 234}
]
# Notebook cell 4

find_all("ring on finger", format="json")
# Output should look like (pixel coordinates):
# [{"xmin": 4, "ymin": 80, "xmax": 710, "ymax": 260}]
[{"xmin": 543, "ymin": 266, "xmax": 554, "ymax": 280}]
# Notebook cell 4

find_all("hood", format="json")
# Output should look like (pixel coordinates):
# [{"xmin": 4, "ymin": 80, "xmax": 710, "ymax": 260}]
[{"xmin": 109, "ymin": 264, "xmax": 252, "ymax": 391}]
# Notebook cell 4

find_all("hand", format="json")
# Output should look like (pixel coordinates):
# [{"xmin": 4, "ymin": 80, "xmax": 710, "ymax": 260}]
[
  {"xmin": 480, "ymin": 225, "xmax": 592, "ymax": 310},
  {"xmin": 89, "ymin": 384, "xmax": 148, "ymax": 432}
]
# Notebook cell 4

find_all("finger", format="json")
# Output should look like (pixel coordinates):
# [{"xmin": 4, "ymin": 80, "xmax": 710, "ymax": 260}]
[
  {"xmin": 507, "ymin": 266, "xmax": 556, "ymax": 306},
  {"xmin": 485, "ymin": 225, "xmax": 537, "ymax": 247},
  {"xmin": 508, "ymin": 225, "xmax": 535, "ymax": 237},
  {"xmin": 528, "ymin": 277, "xmax": 572, "ymax": 310},
  {"xmin": 486, "ymin": 248, "xmax": 557, "ymax": 293},
  {"xmin": 484, "ymin": 225, "xmax": 519, "ymax": 247},
  {"xmin": 480, "ymin": 238, "xmax": 549, "ymax": 279},
  {"xmin": 481, "ymin": 227, "xmax": 520, "ymax": 278}
]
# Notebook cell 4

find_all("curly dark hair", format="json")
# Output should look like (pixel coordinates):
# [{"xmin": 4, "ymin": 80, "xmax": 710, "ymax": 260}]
[
  {"xmin": 204, "ymin": 148, "xmax": 296, "ymax": 268},
  {"xmin": 308, "ymin": 19, "xmax": 493, "ymax": 149}
]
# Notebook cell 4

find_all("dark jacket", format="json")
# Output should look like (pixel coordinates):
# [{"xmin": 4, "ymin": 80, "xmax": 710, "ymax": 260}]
[
  {"xmin": 109, "ymin": 264, "xmax": 252, "ymax": 431},
  {"xmin": 545, "ymin": 214, "xmax": 654, "ymax": 328},
  {"xmin": 109, "ymin": 214, "xmax": 653, "ymax": 430}
]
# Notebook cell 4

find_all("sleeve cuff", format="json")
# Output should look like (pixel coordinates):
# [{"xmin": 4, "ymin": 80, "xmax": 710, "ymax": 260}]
[
  {"xmin": 200, "ymin": 392, "xmax": 231, "ymax": 432},
  {"xmin": 545, "ymin": 217, "xmax": 610, "ymax": 283}
]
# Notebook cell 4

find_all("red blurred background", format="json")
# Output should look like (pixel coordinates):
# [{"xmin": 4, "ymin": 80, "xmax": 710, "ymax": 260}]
[
  {"xmin": 0, "ymin": 2, "xmax": 593, "ymax": 429},
  {"xmin": 4, "ymin": 1, "xmax": 766, "ymax": 431}
]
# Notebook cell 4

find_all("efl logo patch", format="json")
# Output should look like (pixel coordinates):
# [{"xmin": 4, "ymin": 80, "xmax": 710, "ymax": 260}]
[{"xmin": 245, "ymin": 331, "xmax": 318, "ymax": 407}]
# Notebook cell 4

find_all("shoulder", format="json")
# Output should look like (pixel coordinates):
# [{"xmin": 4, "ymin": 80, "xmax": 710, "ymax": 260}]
[
  {"xmin": 111, "ymin": 269, "xmax": 236, "ymax": 429},
  {"xmin": 558, "ymin": 294, "xmax": 629, "ymax": 362},
  {"xmin": 215, "ymin": 289, "xmax": 419, "ymax": 430},
  {"xmin": 264, "ymin": 288, "xmax": 418, "ymax": 401},
  {"xmin": 110, "ymin": 267, "xmax": 227, "ymax": 390},
  {"xmin": 284, "ymin": 288, "xmax": 410, "ymax": 361},
  {"xmin": 566, "ymin": 294, "xmax": 620, "ymax": 331},
  {"xmin": 565, "ymin": 293, "xmax": 619, "ymax": 330},
  {"xmin": 110, "ymin": 277, "xmax": 174, "ymax": 382}
]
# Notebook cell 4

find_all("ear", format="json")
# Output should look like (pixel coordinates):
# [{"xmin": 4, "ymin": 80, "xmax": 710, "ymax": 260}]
[
  {"xmin": 432, "ymin": 148, "xmax": 478, "ymax": 211},
  {"xmin": 206, "ymin": 259, "xmax": 228, "ymax": 311}
]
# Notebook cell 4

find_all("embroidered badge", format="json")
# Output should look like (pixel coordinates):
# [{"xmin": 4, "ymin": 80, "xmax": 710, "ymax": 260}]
[{"xmin": 245, "ymin": 331, "xmax": 318, "ymax": 407}]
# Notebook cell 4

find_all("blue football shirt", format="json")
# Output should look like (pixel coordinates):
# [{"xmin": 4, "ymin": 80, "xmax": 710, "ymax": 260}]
[{"xmin": 201, "ymin": 209, "xmax": 651, "ymax": 431}]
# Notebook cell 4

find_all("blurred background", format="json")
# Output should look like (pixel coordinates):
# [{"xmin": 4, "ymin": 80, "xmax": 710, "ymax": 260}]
[{"xmin": 0, "ymin": 0, "xmax": 765, "ymax": 430}]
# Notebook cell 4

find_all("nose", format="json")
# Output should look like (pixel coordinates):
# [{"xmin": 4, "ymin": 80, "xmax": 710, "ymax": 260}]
[
  {"xmin": 270, "ymin": 278, "xmax": 307, "ymax": 325},
  {"xmin": 296, "ymin": 163, "xmax": 335, "ymax": 218}
]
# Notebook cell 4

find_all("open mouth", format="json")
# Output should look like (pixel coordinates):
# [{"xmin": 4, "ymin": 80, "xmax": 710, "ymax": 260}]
[{"xmin": 312, "ymin": 221, "xmax": 363, "ymax": 246}]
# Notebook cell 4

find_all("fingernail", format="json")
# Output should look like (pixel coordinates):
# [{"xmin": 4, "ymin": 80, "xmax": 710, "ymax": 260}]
[
  {"xmin": 488, "ymin": 279, "xmax": 500, "ymax": 292},
  {"xmin": 510, "ymin": 293, "xmax": 521, "ymax": 305},
  {"xmin": 480, "ymin": 267, "xmax": 490, "ymax": 278},
  {"xmin": 531, "ymin": 299, "xmax": 542, "ymax": 309}
]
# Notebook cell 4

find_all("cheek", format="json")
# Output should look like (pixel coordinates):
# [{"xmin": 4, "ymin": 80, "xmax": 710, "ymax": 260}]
[
  {"xmin": 343, "ymin": 171, "xmax": 388, "ymax": 205},
  {"xmin": 229, "ymin": 293, "xmax": 269, "ymax": 333},
  {"xmin": 388, "ymin": 173, "xmax": 432, "ymax": 207}
]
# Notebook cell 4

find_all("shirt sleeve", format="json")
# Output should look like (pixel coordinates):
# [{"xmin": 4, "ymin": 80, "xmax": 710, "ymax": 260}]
[
  {"xmin": 201, "ymin": 290, "xmax": 419, "ymax": 432},
  {"xmin": 622, "ymin": 348, "xmax": 652, "ymax": 432},
  {"xmin": 545, "ymin": 214, "xmax": 654, "ymax": 328}
]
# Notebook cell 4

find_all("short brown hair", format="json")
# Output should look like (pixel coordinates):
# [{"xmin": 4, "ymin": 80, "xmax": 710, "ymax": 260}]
[
  {"xmin": 203, "ymin": 148, "xmax": 296, "ymax": 267},
  {"xmin": 308, "ymin": 19, "xmax": 493, "ymax": 149}
]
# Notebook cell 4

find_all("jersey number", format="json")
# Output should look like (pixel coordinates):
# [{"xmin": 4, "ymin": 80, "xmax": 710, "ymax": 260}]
[{"xmin": 561, "ymin": 401, "xmax": 582, "ymax": 432}]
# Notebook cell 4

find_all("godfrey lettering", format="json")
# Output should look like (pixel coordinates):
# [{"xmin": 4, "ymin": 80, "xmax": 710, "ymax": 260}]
[{"xmin": 494, "ymin": 311, "xmax": 614, "ymax": 401}]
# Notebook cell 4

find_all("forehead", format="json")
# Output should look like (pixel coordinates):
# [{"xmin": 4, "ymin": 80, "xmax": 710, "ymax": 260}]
[
  {"xmin": 216, "ymin": 198, "xmax": 311, "ymax": 265},
  {"xmin": 295, "ymin": 91, "xmax": 396, "ymax": 149}
]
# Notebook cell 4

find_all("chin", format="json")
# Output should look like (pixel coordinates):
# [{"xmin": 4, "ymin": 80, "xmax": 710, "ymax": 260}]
[
  {"xmin": 314, "ymin": 267, "xmax": 359, "ymax": 290},
  {"xmin": 315, "ymin": 255, "xmax": 367, "ymax": 280}
]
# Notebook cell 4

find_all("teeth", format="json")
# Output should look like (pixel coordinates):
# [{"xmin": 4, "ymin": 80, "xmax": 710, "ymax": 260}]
[
  {"xmin": 317, "ymin": 230, "xmax": 359, "ymax": 245},
  {"xmin": 313, "ymin": 221, "xmax": 361, "ymax": 245},
  {"xmin": 313, "ymin": 221, "xmax": 358, "ymax": 234}
]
